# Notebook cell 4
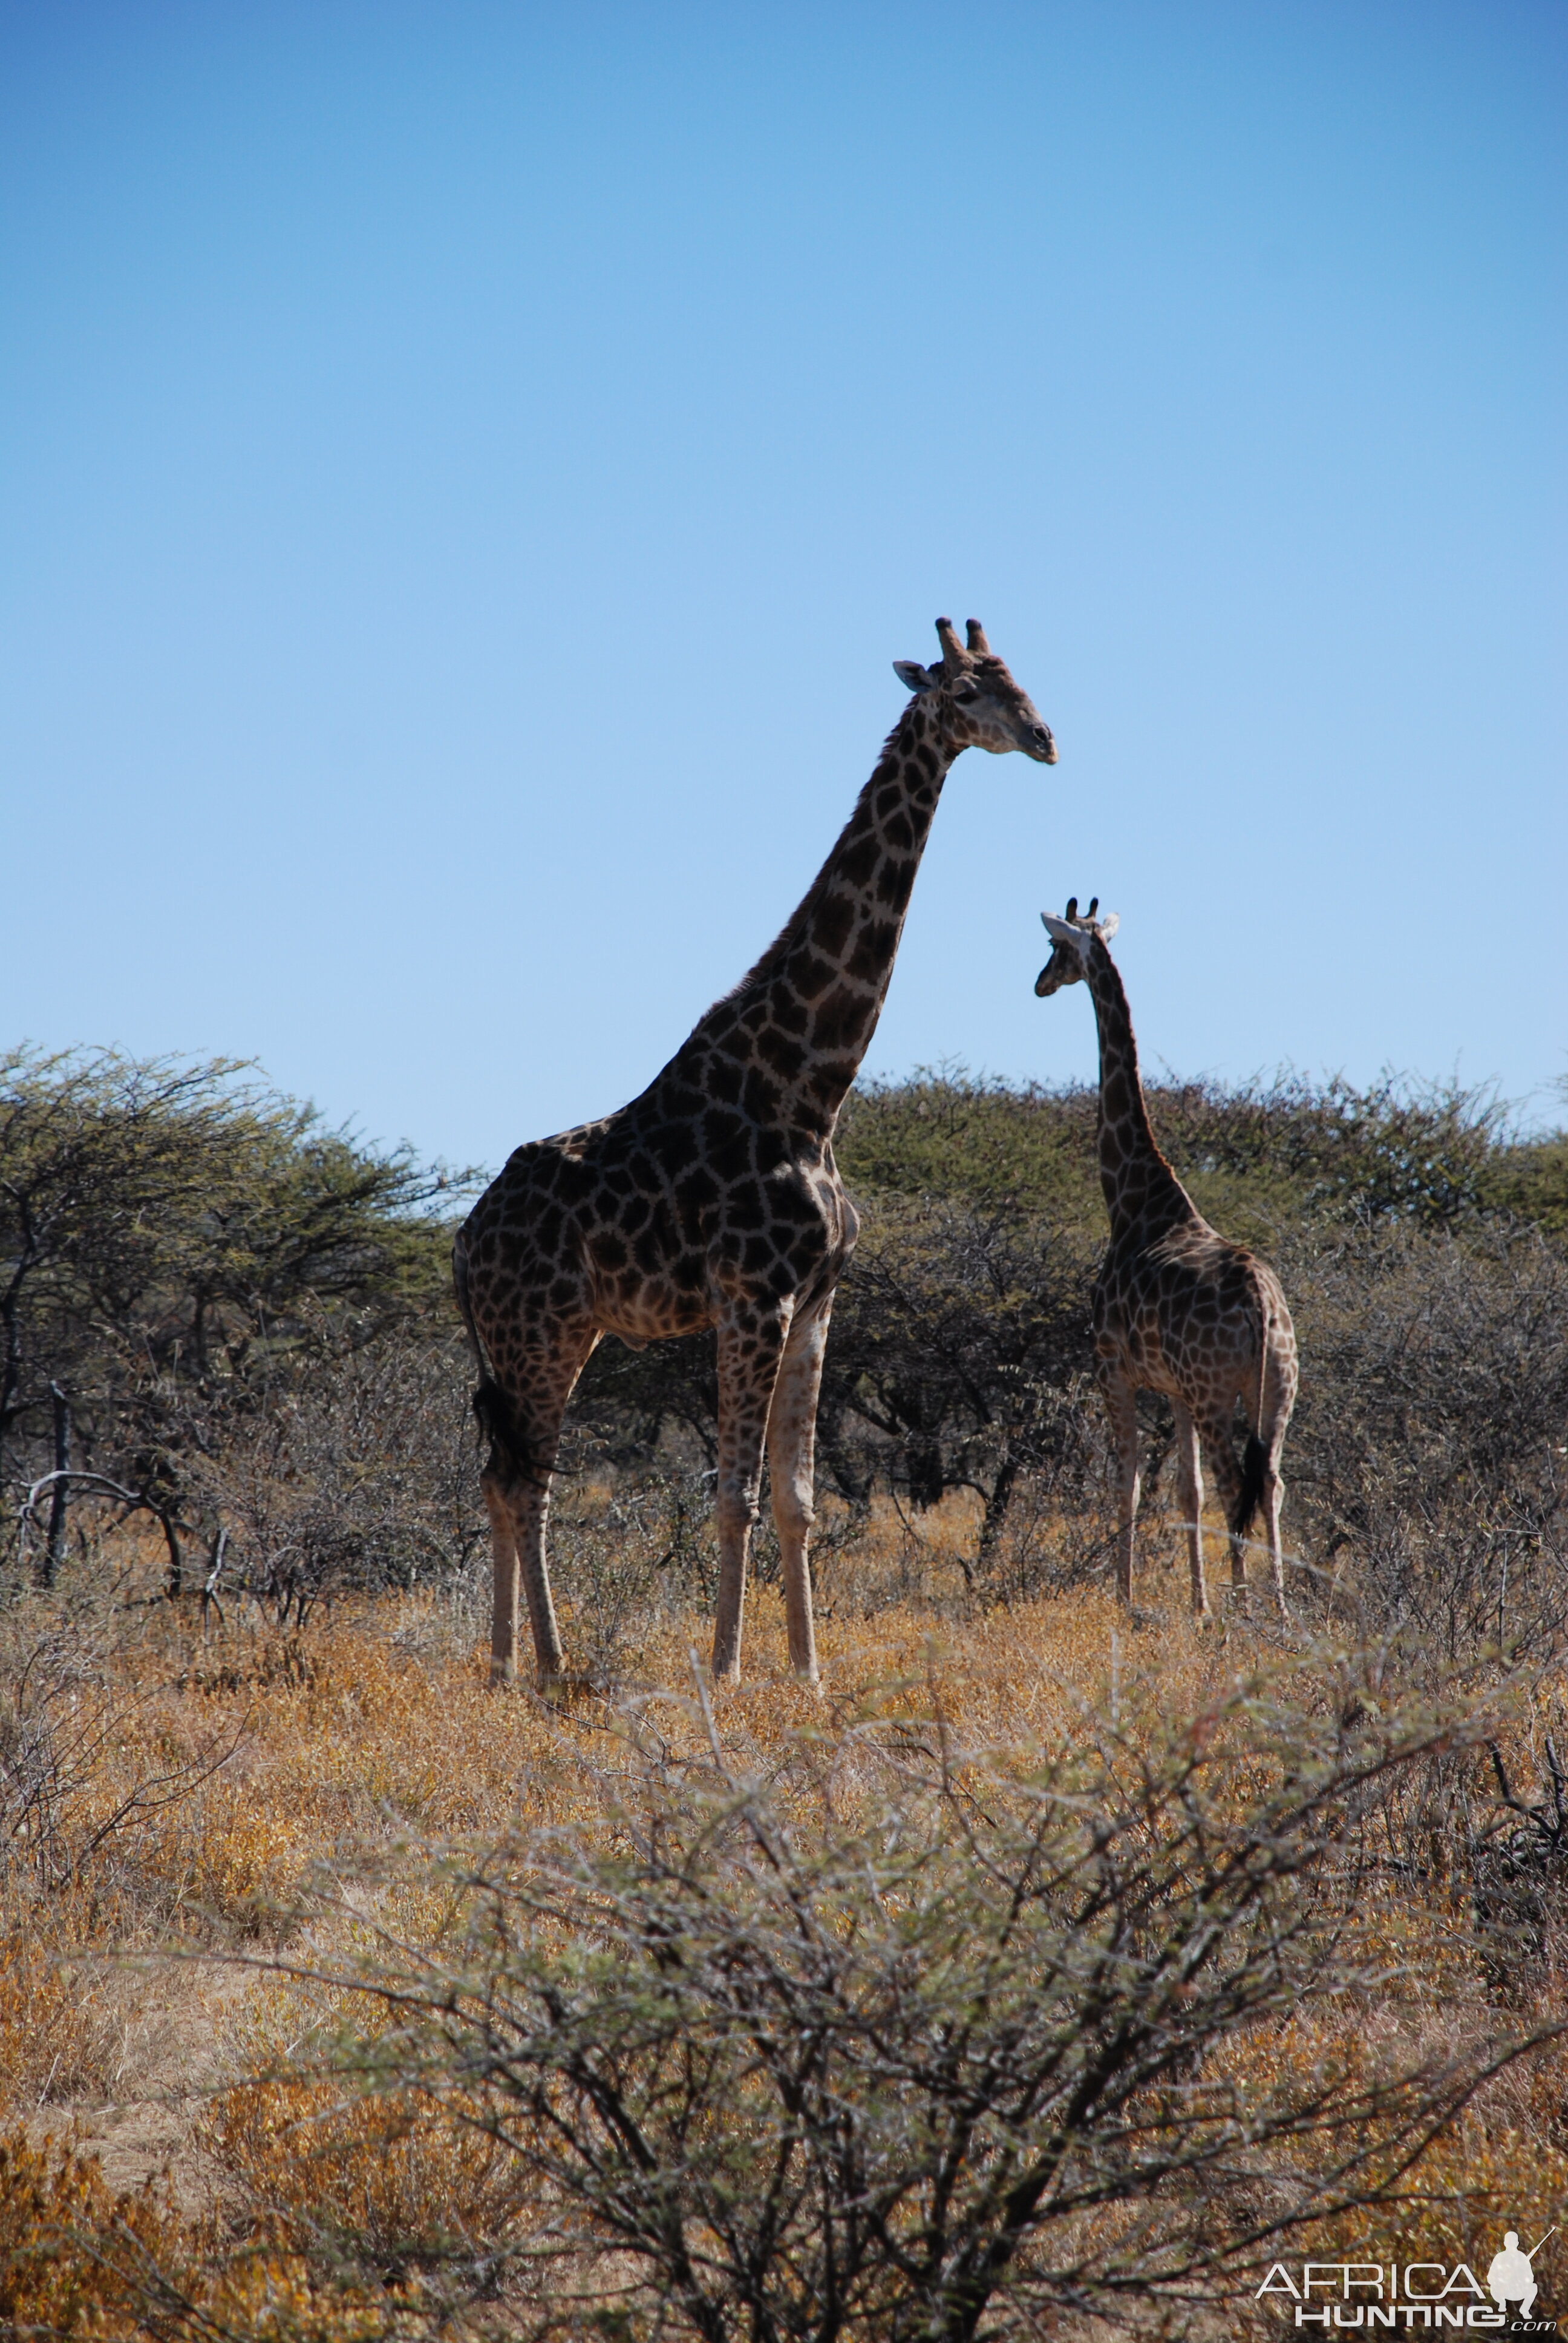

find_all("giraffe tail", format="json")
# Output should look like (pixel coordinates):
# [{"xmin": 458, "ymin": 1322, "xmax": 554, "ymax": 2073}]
[
  {"xmin": 451, "ymin": 1231, "xmax": 482, "ymax": 1362},
  {"xmin": 470, "ymin": 1374, "xmax": 547, "ymax": 1487},
  {"xmin": 452, "ymin": 1232, "xmax": 546, "ymax": 1488},
  {"xmin": 1231, "ymin": 1435, "xmax": 1269, "ymax": 1539},
  {"xmin": 1231, "ymin": 1268, "xmax": 1275, "ymax": 1539}
]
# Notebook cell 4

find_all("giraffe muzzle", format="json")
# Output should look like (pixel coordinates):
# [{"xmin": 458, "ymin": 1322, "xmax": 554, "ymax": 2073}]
[{"xmin": 1033, "ymin": 725, "xmax": 1058, "ymax": 764}]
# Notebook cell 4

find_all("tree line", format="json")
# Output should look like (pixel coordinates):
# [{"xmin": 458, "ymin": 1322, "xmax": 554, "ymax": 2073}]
[{"xmin": 2, "ymin": 1045, "xmax": 1564, "ymax": 1646}]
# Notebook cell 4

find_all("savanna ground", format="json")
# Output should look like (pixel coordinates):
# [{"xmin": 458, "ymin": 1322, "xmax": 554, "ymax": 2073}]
[{"xmin": 3, "ymin": 1052, "xmax": 1567, "ymax": 2336}]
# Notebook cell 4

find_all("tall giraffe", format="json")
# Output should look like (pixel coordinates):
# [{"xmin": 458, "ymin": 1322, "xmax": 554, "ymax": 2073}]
[
  {"xmin": 456, "ymin": 619, "xmax": 1057, "ymax": 1689},
  {"xmin": 1034, "ymin": 901, "xmax": 1298, "ymax": 1616}
]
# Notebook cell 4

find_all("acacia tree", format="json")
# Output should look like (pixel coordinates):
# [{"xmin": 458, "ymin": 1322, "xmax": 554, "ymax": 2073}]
[
  {"xmin": 835, "ymin": 1067, "xmax": 1519, "ymax": 1233},
  {"xmin": 820, "ymin": 1198, "xmax": 1098, "ymax": 1548},
  {"xmin": 0, "ymin": 1047, "xmax": 471, "ymax": 1576}
]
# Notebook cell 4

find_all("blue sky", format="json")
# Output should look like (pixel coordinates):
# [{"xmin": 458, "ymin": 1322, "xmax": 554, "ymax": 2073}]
[{"xmin": 2, "ymin": 1, "xmax": 1563, "ymax": 1173}]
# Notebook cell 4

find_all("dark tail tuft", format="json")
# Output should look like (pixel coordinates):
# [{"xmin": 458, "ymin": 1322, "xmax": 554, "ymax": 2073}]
[
  {"xmin": 471, "ymin": 1372, "xmax": 506, "ymax": 1460},
  {"xmin": 1231, "ymin": 1435, "xmax": 1268, "ymax": 1540},
  {"xmin": 453, "ymin": 1235, "xmax": 546, "ymax": 1489},
  {"xmin": 471, "ymin": 1372, "xmax": 516, "ymax": 1469},
  {"xmin": 471, "ymin": 1372, "xmax": 550, "ymax": 1489}
]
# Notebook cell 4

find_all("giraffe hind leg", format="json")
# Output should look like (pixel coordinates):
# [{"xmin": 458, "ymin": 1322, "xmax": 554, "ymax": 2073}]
[
  {"xmin": 476, "ymin": 1329, "xmax": 597, "ymax": 1688},
  {"xmin": 712, "ymin": 1300, "xmax": 792, "ymax": 1686},
  {"xmin": 483, "ymin": 1470, "xmax": 564, "ymax": 1688},
  {"xmin": 1258, "ymin": 1456, "xmax": 1286, "ymax": 1617},
  {"xmin": 1193, "ymin": 1407, "xmax": 1249, "ymax": 1607},
  {"xmin": 480, "ymin": 1474, "xmax": 529, "ymax": 1685},
  {"xmin": 1228, "ymin": 1427, "xmax": 1280, "ymax": 1617},
  {"xmin": 1171, "ymin": 1397, "xmax": 1209, "ymax": 1619},
  {"xmin": 1249, "ymin": 1338, "xmax": 1298, "ymax": 1618}
]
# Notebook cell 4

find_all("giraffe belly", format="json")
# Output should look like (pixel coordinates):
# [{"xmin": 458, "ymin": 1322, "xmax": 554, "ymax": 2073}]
[
  {"xmin": 1096, "ymin": 1269, "xmax": 1259, "ymax": 1409},
  {"xmin": 1100, "ymin": 1322, "xmax": 1183, "ymax": 1397},
  {"xmin": 579, "ymin": 1218, "xmax": 714, "ymax": 1340},
  {"xmin": 592, "ymin": 1283, "xmax": 715, "ymax": 1343}
]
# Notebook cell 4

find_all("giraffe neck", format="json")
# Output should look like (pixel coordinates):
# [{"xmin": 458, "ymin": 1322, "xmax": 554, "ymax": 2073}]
[
  {"xmin": 1082, "ymin": 940, "xmax": 1194, "ymax": 1238},
  {"xmin": 676, "ymin": 696, "xmax": 959, "ymax": 1135}
]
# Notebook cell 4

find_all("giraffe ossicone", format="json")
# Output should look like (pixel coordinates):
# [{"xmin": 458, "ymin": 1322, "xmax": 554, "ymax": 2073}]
[
  {"xmin": 455, "ymin": 618, "xmax": 1056, "ymax": 1691},
  {"xmin": 1040, "ymin": 906, "xmax": 1119, "ymax": 952},
  {"xmin": 1035, "ymin": 899, "xmax": 1298, "ymax": 1617}
]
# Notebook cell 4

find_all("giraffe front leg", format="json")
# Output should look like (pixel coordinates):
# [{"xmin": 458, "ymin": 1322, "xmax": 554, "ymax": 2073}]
[
  {"xmin": 1100, "ymin": 1369, "xmax": 1140, "ymax": 1608},
  {"xmin": 711, "ymin": 1299, "xmax": 792, "ymax": 1688},
  {"xmin": 1171, "ymin": 1397, "xmax": 1209, "ymax": 1619},
  {"xmin": 765, "ymin": 1294, "xmax": 833, "ymax": 1685}
]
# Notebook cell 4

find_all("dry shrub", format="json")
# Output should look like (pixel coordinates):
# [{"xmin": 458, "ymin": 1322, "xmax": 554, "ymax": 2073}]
[
  {"xmin": 131, "ymin": 1783, "xmax": 317, "ymax": 1939},
  {"xmin": 0, "ymin": 2120, "xmax": 396, "ymax": 2341},
  {"xmin": 1290, "ymin": 2115, "xmax": 1568, "ymax": 2309},
  {"xmin": 0, "ymin": 1920, "xmax": 125, "ymax": 2106},
  {"xmin": 0, "ymin": 1590, "xmax": 258, "ymax": 2125},
  {"xmin": 178, "ymin": 1326, "xmax": 486, "ymax": 1627},
  {"xmin": 0, "ymin": 1560, "xmax": 1564, "ymax": 2335},
  {"xmin": 201, "ymin": 2079, "xmax": 534, "ymax": 2289},
  {"xmin": 0, "ymin": 1603, "xmax": 241, "ymax": 1910},
  {"xmin": 245, "ymin": 1649, "xmax": 1562, "ymax": 2341},
  {"xmin": 543, "ymin": 1465, "xmax": 720, "ymax": 1690},
  {"xmin": 0, "ymin": 2125, "xmax": 186, "ymax": 2339}
]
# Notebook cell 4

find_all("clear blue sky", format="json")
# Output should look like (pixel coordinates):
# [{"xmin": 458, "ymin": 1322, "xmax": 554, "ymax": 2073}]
[{"xmin": 2, "ymin": 1, "xmax": 1563, "ymax": 1174}]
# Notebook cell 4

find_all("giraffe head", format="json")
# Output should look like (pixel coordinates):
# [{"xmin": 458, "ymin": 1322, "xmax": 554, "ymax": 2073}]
[
  {"xmin": 1034, "ymin": 896, "xmax": 1120, "ymax": 994},
  {"xmin": 893, "ymin": 617, "xmax": 1057, "ymax": 763}
]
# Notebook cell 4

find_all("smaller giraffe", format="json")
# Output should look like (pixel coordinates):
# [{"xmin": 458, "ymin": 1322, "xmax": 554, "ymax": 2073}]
[{"xmin": 1034, "ymin": 900, "xmax": 1298, "ymax": 1615}]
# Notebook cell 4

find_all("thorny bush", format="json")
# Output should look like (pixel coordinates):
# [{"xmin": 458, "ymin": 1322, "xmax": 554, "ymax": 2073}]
[{"xmin": 267, "ymin": 1661, "xmax": 1558, "ymax": 2342}]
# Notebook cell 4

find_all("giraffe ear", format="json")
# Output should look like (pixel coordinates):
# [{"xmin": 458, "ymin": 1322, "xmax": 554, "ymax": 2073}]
[
  {"xmin": 1097, "ymin": 913, "xmax": 1120, "ymax": 944},
  {"xmin": 1040, "ymin": 914, "xmax": 1080, "ymax": 945},
  {"xmin": 893, "ymin": 660, "xmax": 936, "ymax": 695}
]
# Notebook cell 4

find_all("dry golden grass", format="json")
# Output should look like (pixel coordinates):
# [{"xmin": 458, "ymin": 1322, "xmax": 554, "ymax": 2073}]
[{"xmin": 3, "ymin": 1507, "xmax": 1566, "ymax": 2336}]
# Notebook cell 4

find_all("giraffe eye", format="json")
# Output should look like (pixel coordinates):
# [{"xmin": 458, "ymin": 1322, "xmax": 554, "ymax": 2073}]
[{"xmin": 950, "ymin": 680, "xmax": 980, "ymax": 704}]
